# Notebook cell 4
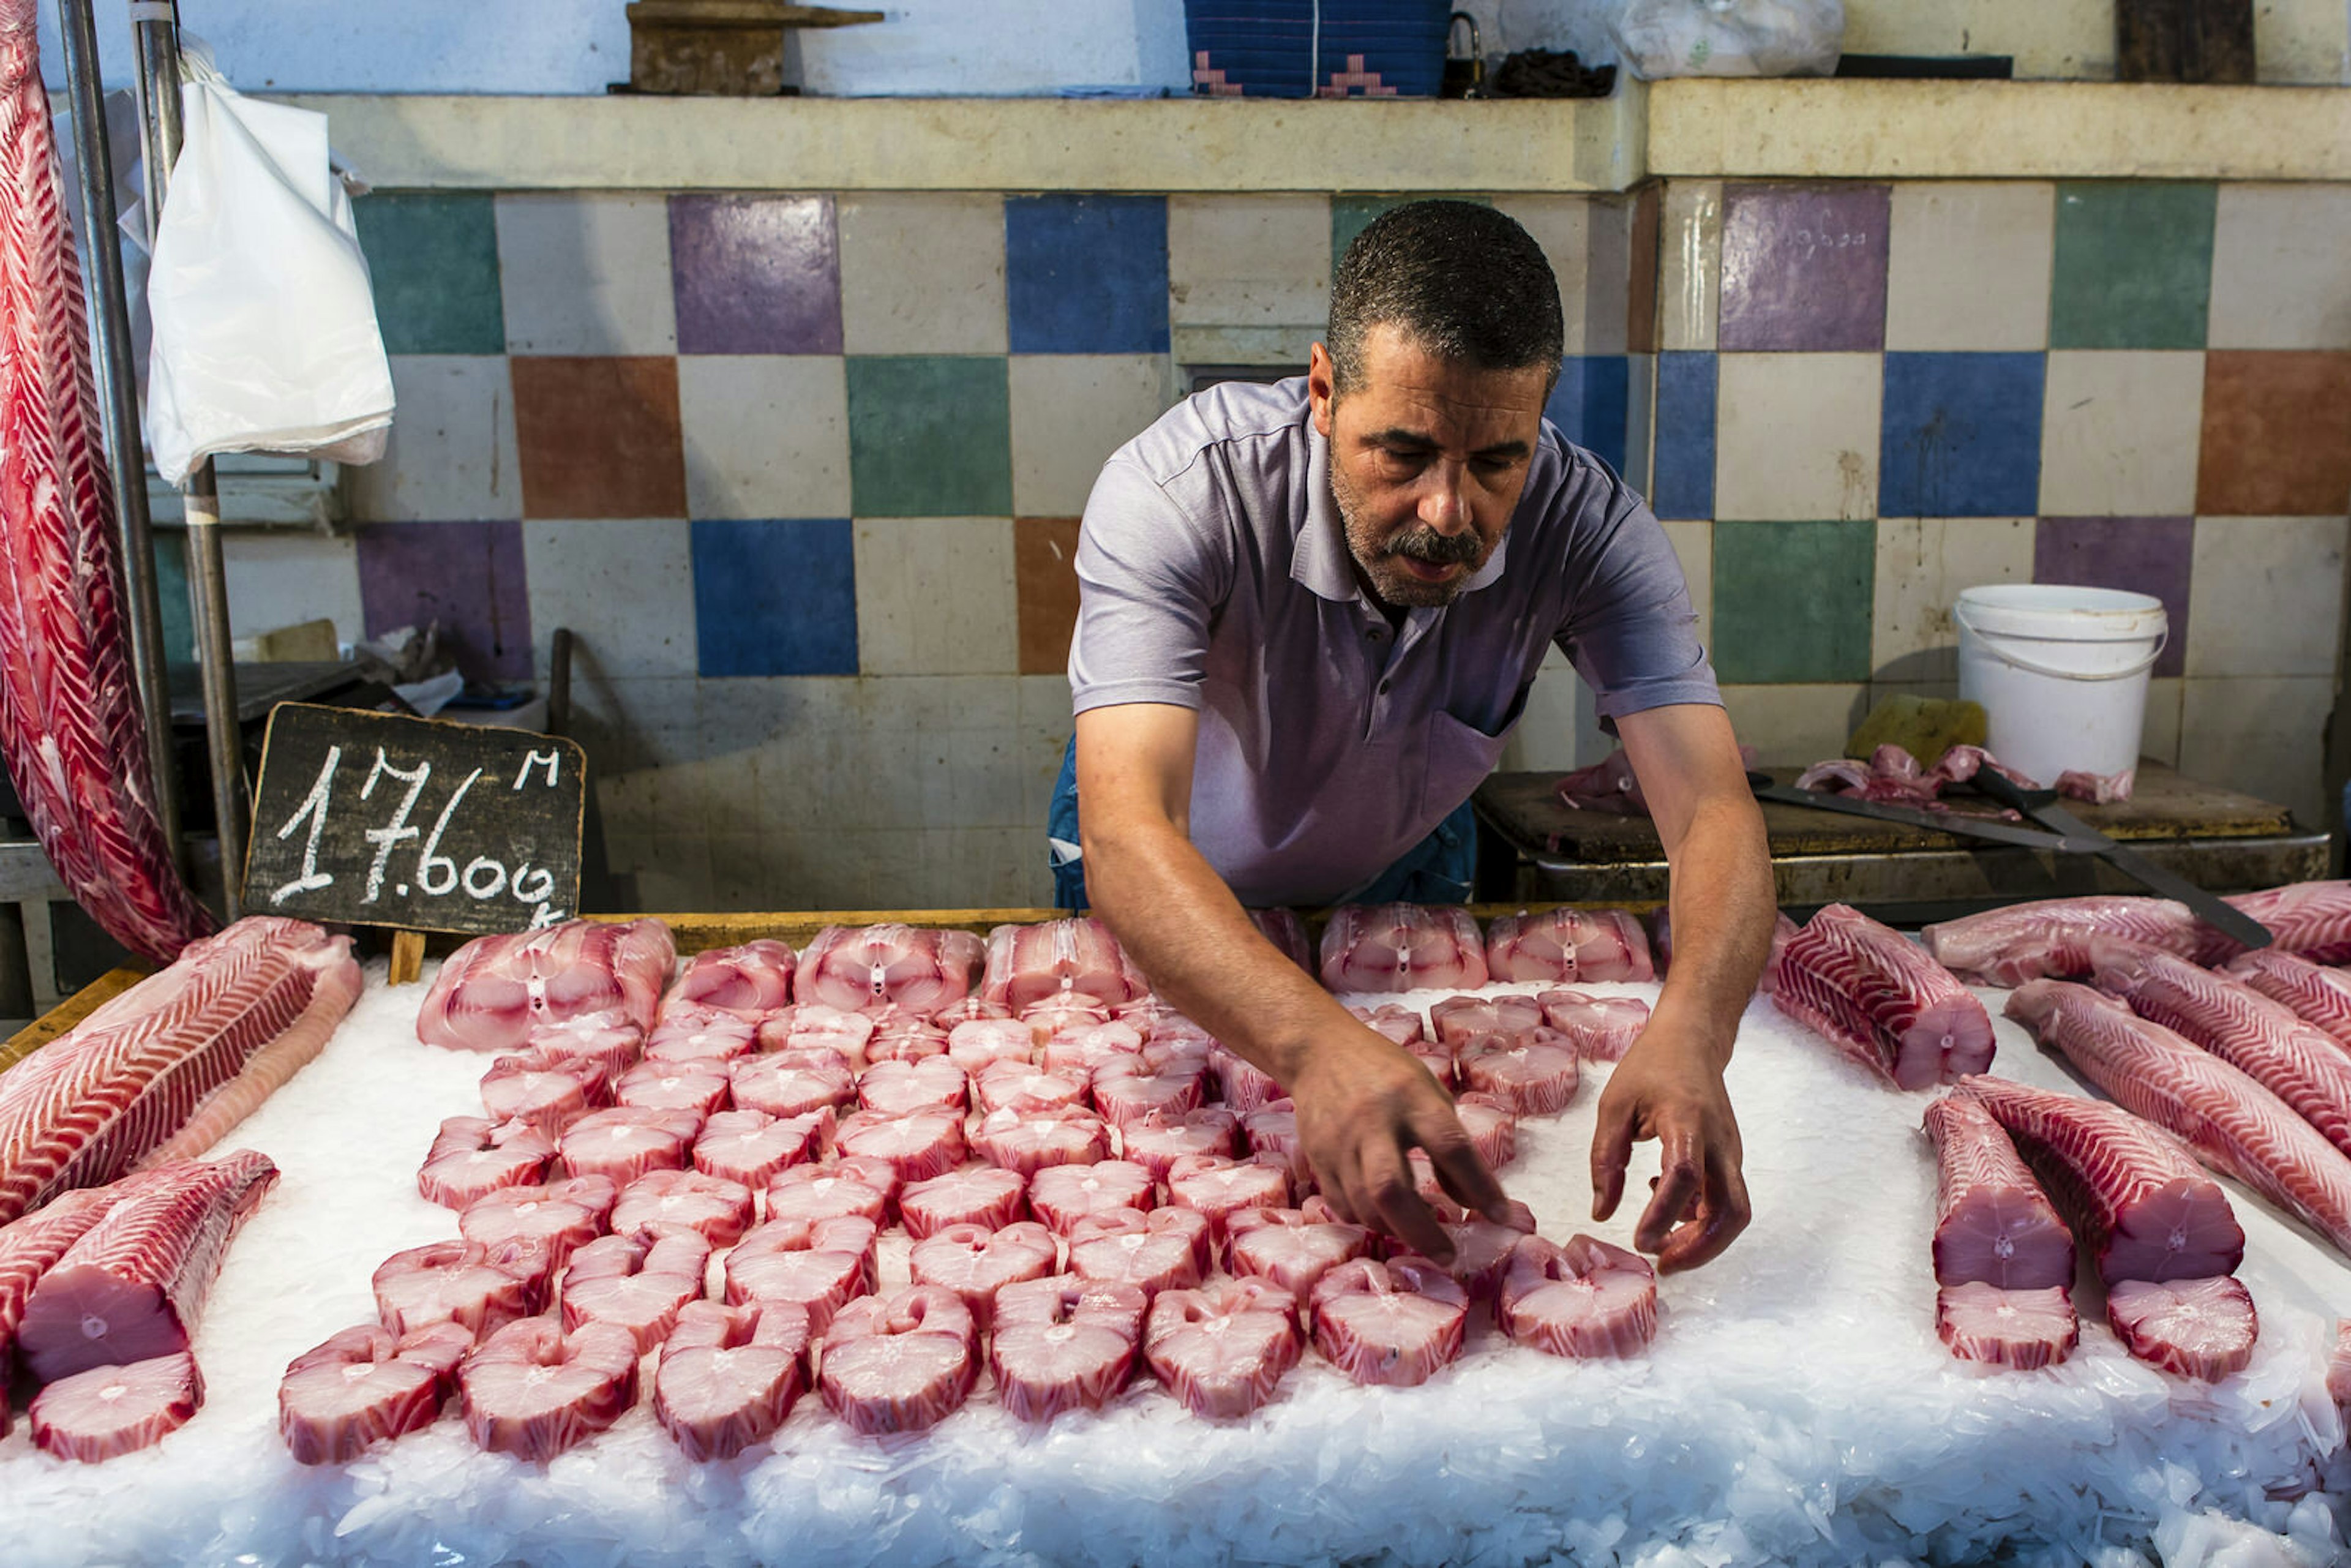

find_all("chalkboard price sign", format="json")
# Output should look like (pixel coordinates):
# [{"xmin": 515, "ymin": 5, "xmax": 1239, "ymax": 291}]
[{"xmin": 241, "ymin": 703, "xmax": 587, "ymax": 937}]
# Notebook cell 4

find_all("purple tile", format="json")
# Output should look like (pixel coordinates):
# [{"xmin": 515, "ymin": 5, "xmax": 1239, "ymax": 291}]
[
  {"xmin": 1719, "ymin": 183, "xmax": 1891, "ymax": 353},
  {"xmin": 356, "ymin": 520, "xmax": 532, "ymax": 683},
  {"xmin": 669, "ymin": 194, "xmax": 842, "ymax": 355},
  {"xmin": 2033, "ymin": 517, "xmax": 2192, "ymax": 678}
]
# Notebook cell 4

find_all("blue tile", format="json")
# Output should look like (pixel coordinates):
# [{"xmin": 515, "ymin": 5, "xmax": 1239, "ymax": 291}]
[
  {"xmin": 1006, "ymin": 195, "xmax": 1171, "ymax": 354},
  {"xmin": 1652, "ymin": 351, "xmax": 1717, "ymax": 520},
  {"xmin": 1544, "ymin": 356, "xmax": 1630, "ymax": 476},
  {"xmin": 1879, "ymin": 352, "xmax": 2045, "ymax": 518},
  {"xmin": 692, "ymin": 518, "xmax": 857, "ymax": 676}
]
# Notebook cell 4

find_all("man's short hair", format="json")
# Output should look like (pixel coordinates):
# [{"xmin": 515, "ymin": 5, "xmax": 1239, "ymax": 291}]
[{"xmin": 1326, "ymin": 200, "xmax": 1565, "ymax": 396}]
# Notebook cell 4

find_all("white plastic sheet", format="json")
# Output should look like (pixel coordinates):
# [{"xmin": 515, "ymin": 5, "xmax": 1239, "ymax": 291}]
[
  {"xmin": 1610, "ymin": 0, "xmax": 1843, "ymax": 78},
  {"xmin": 143, "ymin": 53, "xmax": 391, "ymax": 485}
]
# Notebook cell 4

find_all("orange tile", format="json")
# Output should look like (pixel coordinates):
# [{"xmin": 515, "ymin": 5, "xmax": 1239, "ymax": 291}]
[
  {"xmin": 2197, "ymin": 350, "xmax": 2351, "ymax": 516},
  {"xmin": 1625, "ymin": 182, "xmax": 1661, "ymax": 355},
  {"xmin": 511, "ymin": 356, "xmax": 687, "ymax": 519},
  {"xmin": 1014, "ymin": 516, "xmax": 1083, "ymax": 676}
]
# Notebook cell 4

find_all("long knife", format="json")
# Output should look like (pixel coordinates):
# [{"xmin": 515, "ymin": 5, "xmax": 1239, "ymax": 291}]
[
  {"xmin": 1963, "ymin": 769, "xmax": 2275, "ymax": 950},
  {"xmin": 1745, "ymin": 774, "xmax": 2087, "ymax": 852}
]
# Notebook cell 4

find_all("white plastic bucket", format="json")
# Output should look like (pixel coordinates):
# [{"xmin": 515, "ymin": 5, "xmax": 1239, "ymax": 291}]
[{"xmin": 1953, "ymin": 584, "xmax": 2168, "ymax": 786}]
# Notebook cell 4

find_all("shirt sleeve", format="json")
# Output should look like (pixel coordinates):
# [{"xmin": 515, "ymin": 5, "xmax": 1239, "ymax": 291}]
[
  {"xmin": 1068, "ymin": 451, "xmax": 1235, "ymax": 715},
  {"xmin": 1552, "ymin": 457, "xmax": 1721, "ymax": 725}
]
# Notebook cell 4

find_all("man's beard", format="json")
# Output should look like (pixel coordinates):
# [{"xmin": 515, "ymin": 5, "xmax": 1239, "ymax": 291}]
[{"xmin": 1332, "ymin": 461, "xmax": 1485, "ymax": 609}]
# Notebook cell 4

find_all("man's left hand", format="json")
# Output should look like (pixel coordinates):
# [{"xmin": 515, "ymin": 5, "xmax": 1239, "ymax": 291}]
[{"xmin": 1588, "ymin": 1016, "xmax": 1750, "ymax": 1273}]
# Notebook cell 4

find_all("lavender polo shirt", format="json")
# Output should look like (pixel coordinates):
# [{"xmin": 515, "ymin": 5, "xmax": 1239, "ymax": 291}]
[{"xmin": 1069, "ymin": 376, "xmax": 1719, "ymax": 907}]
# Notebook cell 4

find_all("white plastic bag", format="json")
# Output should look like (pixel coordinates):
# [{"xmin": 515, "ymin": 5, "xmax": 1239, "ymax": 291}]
[
  {"xmin": 1610, "ymin": 0, "xmax": 1843, "ymax": 78},
  {"xmin": 143, "ymin": 52, "xmax": 392, "ymax": 485}
]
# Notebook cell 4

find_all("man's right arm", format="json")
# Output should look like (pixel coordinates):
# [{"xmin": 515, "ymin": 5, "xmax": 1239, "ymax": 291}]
[{"xmin": 1074, "ymin": 702, "xmax": 1510, "ymax": 1262}]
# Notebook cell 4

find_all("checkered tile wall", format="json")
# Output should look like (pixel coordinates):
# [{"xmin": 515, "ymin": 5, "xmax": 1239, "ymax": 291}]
[{"xmin": 321, "ymin": 180, "xmax": 2350, "ymax": 908}]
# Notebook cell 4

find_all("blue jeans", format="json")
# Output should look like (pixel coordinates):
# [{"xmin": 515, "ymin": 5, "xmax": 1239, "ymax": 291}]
[{"xmin": 1048, "ymin": 737, "xmax": 1477, "ymax": 911}]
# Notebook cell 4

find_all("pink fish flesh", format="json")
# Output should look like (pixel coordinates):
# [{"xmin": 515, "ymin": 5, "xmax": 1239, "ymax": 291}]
[
  {"xmin": 899, "ymin": 1165, "xmax": 1028, "ymax": 1239},
  {"xmin": 1769, "ymin": 904, "xmax": 1993, "ymax": 1089},
  {"xmin": 2105, "ymin": 1275, "xmax": 2257, "ymax": 1381},
  {"xmin": 819, "ymin": 1285, "xmax": 977, "ymax": 1435},
  {"xmin": 983, "ymin": 918, "xmax": 1150, "ymax": 1011},
  {"xmin": 0, "ymin": 1183, "xmax": 133, "ymax": 1379},
  {"xmin": 418, "ymin": 918, "xmax": 675, "ymax": 1053},
  {"xmin": 1935, "ymin": 1283, "xmax": 2078, "ymax": 1371},
  {"xmin": 277, "ymin": 1321, "xmax": 471, "ymax": 1465},
  {"xmin": 1310, "ymin": 1255, "xmax": 1469, "ymax": 1387},
  {"xmin": 1553, "ymin": 749, "xmax": 1648, "ymax": 816},
  {"xmin": 1144, "ymin": 1275, "xmax": 1300, "ymax": 1419},
  {"xmin": 1483, "ymin": 907, "xmax": 1655, "ymax": 984},
  {"xmin": 1318, "ymin": 904, "xmax": 1488, "ymax": 994},
  {"xmin": 29, "ymin": 1350, "xmax": 201, "ymax": 1461},
  {"xmin": 558, "ymin": 1231, "xmax": 710, "ymax": 1352},
  {"xmin": 1226, "ymin": 1205, "xmax": 1370, "ymax": 1297},
  {"xmin": 1923, "ymin": 1093, "xmax": 2074, "ymax": 1289},
  {"xmin": 2224, "ymin": 880, "xmax": 2351, "ymax": 966},
  {"xmin": 0, "ymin": 917, "xmax": 354, "ymax": 1225},
  {"xmin": 1248, "ymin": 907, "xmax": 1314, "ymax": 972},
  {"xmin": 2006, "ymin": 978, "xmax": 2351, "ymax": 1264},
  {"xmin": 1954, "ymin": 1068, "xmax": 2241, "ymax": 1285},
  {"xmin": 989, "ymin": 1274, "xmax": 1143, "ymax": 1422},
  {"xmin": 1498, "ymin": 1233, "xmax": 1658, "ymax": 1359},
  {"xmin": 16, "ymin": 1150, "xmax": 277, "ymax": 1382},
  {"xmin": 610, "ymin": 1166, "xmax": 754, "ymax": 1247},
  {"xmin": 2090, "ymin": 936, "xmax": 2351, "ymax": 1161},
  {"xmin": 1922, "ymin": 896, "xmax": 2211, "ymax": 986},
  {"xmin": 653, "ymin": 1297, "xmax": 808, "ymax": 1461},
  {"xmin": 2224, "ymin": 950, "xmax": 2351, "ymax": 1052},
  {"xmin": 907, "ymin": 1220, "xmax": 1059, "ymax": 1327},
  {"xmin": 795, "ymin": 923, "xmax": 986, "ymax": 1014},
  {"xmin": 459, "ymin": 1316, "xmax": 640, "ymax": 1461},
  {"xmin": 1027, "ymin": 1161, "xmax": 1153, "ymax": 1235},
  {"xmin": 0, "ymin": 0, "xmax": 212, "ymax": 964},
  {"xmin": 665, "ymin": 939, "xmax": 795, "ymax": 1015},
  {"xmin": 1535, "ymin": 990, "xmax": 1651, "ymax": 1062}
]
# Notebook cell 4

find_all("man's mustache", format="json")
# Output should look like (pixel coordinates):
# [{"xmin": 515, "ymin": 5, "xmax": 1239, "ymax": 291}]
[{"xmin": 1387, "ymin": 527, "xmax": 1482, "ymax": 566}]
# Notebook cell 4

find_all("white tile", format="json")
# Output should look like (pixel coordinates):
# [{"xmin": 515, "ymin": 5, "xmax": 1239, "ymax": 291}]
[
  {"xmin": 1884, "ymin": 182, "xmax": 2055, "ymax": 353},
  {"xmin": 1719, "ymin": 683, "xmax": 1869, "ymax": 767},
  {"xmin": 522, "ymin": 518, "xmax": 697, "ymax": 678},
  {"xmin": 1870, "ymin": 517, "xmax": 2036, "ymax": 682},
  {"xmin": 2187, "ymin": 516, "xmax": 2349, "ymax": 678},
  {"xmin": 1494, "ymin": 664, "xmax": 1586, "ymax": 773},
  {"xmin": 1712, "ymin": 354, "xmax": 1883, "ymax": 522},
  {"xmin": 2208, "ymin": 186, "xmax": 2351, "ymax": 350},
  {"xmin": 1660, "ymin": 519, "xmax": 1712, "ymax": 645},
  {"xmin": 853, "ymin": 517, "xmax": 1018, "ymax": 676},
  {"xmin": 497, "ymin": 193, "xmax": 677, "ymax": 356},
  {"xmin": 223, "ymin": 533, "xmax": 364, "ymax": 647},
  {"xmin": 347, "ymin": 356, "xmax": 521, "ymax": 522},
  {"xmin": 1009, "ymin": 355, "xmax": 1174, "ymax": 517},
  {"xmin": 1167, "ymin": 195, "xmax": 1331, "ymax": 331},
  {"xmin": 1492, "ymin": 194, "xmax": 1627, "ymax": 356},
  {"xmin": 2180, "ymin": 676, "xmax": 2334, "ymax": 825},
  {"xmin": 838, "ymin": 193, "xmax": 1008, "ymax": 355},
  {"xmin": 2037, "ymin": 351, "xmax": 2205, "ymax": 517},
  {"xmin": 1657, "ymin": 180, "xmax": 1721, "ymax": 353},
  {"xmin": 677, "ymin": 356, "xmax": 850, "ymax": 520}
]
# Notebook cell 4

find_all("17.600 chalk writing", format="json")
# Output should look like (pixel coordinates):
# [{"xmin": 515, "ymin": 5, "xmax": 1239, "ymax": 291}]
[{"xmin": 269, "ymin": 744, "xmax": 569, "ymax": 926}]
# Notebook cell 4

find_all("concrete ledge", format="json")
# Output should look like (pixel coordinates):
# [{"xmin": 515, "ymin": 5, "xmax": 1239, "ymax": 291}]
[{"xmin": 1647, "ymin": 80, "xmax": 2351, "ymax": 182}]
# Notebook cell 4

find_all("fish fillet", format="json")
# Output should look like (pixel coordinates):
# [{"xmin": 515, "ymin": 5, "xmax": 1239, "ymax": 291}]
[
  {"xmin": 0, "ymin": 917, "xmax": 353, "ymax": 1226},
  {"xmin": 2224, "ymin": 880, "xmax": 2351, "ymax": 966},
  {"xmin": 1483, "ymin": 907, "xmax": 1655, "ymax": 984},
  {"xmin": 2089, "ymin": 936, "xmax": 2351, "ymax": 1161},
  {"xmin": 2004, "ymin": 979, "xmax": 2351, "ymax": 1264},
  {"xmin": 1318, "ymin": 904, "xmax": 1488, "ymax": 994},
  {"xmin": 1769, "ymin": 904, "xmax": 1992, "ymax": 1089},
  {"xmin": 0, "ymin": 1183, "xmax": 134, "ymax": 1381},
  {"xmin": 1954, "ymin": 1069, "xmax": 2241, "ymax": 1285},
  {"xmin": 1922, "ymin": 1093, "xmax": 2073, "ymax": 1289},
  {"xmin": 16, "ymin": 1149, "xmax": 277, "ymax": 1383},
  {"xmin": 2224, "ymin": 949, "xmax": 2351, "ymax": 1052},
  {"xmin": 982, "ymin": 918, "xmax": 1149, "ymax": 1011},
  {"xmin": 418, "ymin": 918, "xmax": 675, "ymax": 1053},
  {"xmin": 0, "ymin": 0, "xmax": 211, "ymax": 965},
  {"xmin": 796, "ymin": 923, "xmax": 986, "ymax": 1015},
  {"xmin": 1921, "ymin": 897, "xmax": 2208, "ymax": 986}
]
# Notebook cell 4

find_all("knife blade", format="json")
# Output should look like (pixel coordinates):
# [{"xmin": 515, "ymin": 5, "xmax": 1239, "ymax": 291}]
[{"xmin": 1747, "ymin": 777, "xmax": 2083, "ymax": 851}]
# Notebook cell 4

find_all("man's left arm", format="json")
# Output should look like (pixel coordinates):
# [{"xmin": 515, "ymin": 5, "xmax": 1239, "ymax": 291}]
[{"xmin": 1590, "ymin": 700, "xmax": 1775, "ymax": 1272}]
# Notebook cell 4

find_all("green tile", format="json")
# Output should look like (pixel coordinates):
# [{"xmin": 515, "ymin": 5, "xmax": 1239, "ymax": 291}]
[
  {"xmin": 846, "ymin": 355, "xmax": 1013, "ymax": 517},
  {"xmin": 152, "ymin": 531, "xmax": 195, "ymax": 665},
  {"xmin": 2049, "ymin": 182, "xmax": 2215, "ymax": 351},
  {"xmin": 353, "ymin": 193, "xmax": 506, "ymax": 355},
  {"xmin": 1330, "ymin": 194, "xmax": 1491, "ymax": 274},
  {"xmin": 1711, "ymin": 519, "xmax": 1873, "ymax": 684}
]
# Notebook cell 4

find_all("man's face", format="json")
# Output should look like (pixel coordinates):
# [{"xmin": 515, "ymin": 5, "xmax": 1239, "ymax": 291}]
[{"xmin": 1310, "ymin": 322, "xmax": 1552, "ymax": 610}]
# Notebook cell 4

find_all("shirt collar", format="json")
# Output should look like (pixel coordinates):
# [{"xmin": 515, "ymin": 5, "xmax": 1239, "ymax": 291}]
[{"xmin": 1293, "ymin": 416, "xmax": 1511, "ymax": 605}]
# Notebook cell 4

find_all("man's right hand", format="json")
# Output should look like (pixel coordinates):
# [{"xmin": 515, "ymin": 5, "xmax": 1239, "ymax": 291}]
[{"xmin": 1283, "ymin": 1018, "xmax": 1513, "ymax": 1264}]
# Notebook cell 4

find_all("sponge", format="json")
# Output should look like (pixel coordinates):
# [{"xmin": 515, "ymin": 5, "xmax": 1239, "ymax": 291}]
[{"xmin": 1845, "ymin": 694, "xmax": 1987, "ymax": 763}]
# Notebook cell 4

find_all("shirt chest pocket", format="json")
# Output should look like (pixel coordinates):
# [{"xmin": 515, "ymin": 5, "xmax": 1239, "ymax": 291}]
[{"xmin": 1422, "ymin": 684, "xmax": 1532, "ymax": 818}]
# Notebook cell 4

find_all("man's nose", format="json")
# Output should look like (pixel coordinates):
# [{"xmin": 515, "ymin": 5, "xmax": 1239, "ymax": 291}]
[{"xmin": 1418, "ymin": 461, "xmax": 1473, "ymax": 533}]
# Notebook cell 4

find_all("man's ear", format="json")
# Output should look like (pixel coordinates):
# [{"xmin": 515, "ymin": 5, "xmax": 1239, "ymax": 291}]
[{"xmin": 1307, "ymin": 341, "xmax": 1337, "ymax": 438}]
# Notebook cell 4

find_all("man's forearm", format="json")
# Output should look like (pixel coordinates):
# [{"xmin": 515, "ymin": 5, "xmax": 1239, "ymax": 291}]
[
  {"xmin": 1645, "ymin": 793, "xmax": 1776, "ymax": 1066},
  {"xmin": 1082, "ymin": 816, "xmax": 1355, "ymax": 1089}
]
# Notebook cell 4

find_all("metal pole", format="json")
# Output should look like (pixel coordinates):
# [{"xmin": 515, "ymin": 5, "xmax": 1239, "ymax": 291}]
[
  {"xmin": 129, "ymin": 1, "xmax": 243, "ymax": 917},
  {"xmin": 54, "ymin": 0, "xmax": 184, "ymax": 869}
]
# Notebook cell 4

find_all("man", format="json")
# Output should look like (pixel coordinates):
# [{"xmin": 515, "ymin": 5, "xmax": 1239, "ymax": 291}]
[{"xmin": 1056, "ymin": 201, "xmax": 1775, "ymax": 1271}]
